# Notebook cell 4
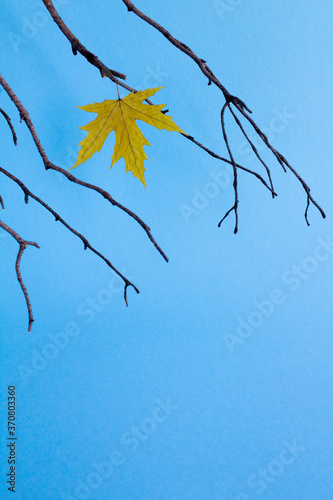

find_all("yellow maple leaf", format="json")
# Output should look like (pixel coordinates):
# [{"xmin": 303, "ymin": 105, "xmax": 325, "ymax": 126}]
[{"xmin": 72, "ymin": 87, "xmax": 187, "ymax": 188}]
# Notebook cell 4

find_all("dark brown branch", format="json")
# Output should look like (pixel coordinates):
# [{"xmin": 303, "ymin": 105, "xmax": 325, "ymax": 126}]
[
  {"xmin": 305, "ymin": 196, "xmax": 310, "ymax": 226},
  {"xmin": 121, "ymin": 0, "xmax": 326, "ymax": 225},
  {"xmin": 276, "ymin": 152, "xmax": 325, "ymax": 224},
  {"xmin": 235, "ymin": 105, "xmax": 326, "ymax": 222},
  {"xmin": 120, "ymin": 0, "xmax": 233, "ymax": 101},
  {"xmin": 0, "ymin": 220, "xmax": 39, "ymax": 332},
  {"xmin": 0, "ymin": 73, "xmax": 168, "ymax": 263},
  {"xmin": 227, "ymin": 104, "xmax": 275, "ymax": 198},
  {"xmin": 0, "ymin": 107, "xmax": 17, "ymax": 145},
  {"xmin": 219, "ymin": 104, "xmax": 238, "ymax": 233},
  {"xmin": 0, "ymin": 195, "xmax": 4, "ymax": 210},
  {"xmin": 42, "ymin": 0, "xmax": 126, "ymax": 81},
  {"xmin": 232, "ymin": 102, "xmax": 288, "ymax": 173},
  {"xmin": 0, "ymin": 166, "xmax": 140, "ymax": 302},
  {"xmin": 42, "ymin": 0, "xmax": 159, "ymax": 103},
  {"xmin": 183, "ymin": 134, "xmax": 277, "ymax": 196}
]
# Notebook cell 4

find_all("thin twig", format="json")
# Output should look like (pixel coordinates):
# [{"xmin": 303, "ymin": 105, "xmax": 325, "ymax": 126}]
[
  {"xmin": 0, "ymin": 195, "xmax": 4, "ymax": 210},
  {"xmin": 0, "ymin": 220, "xmax": 39, "ymax": 332},
  {"xmin": 236, "ymin": 106, "xmax": 326, "ymax": 221},
  {"xmin": 0, "ymin": 107, "xmax": 17, "ymax": 145},
  {"xmin": 219, "ymin": 103, "xmax": 238, "ymax": 233},
  {"xmin": 0, "ymin": 166, "xmax": 140, "ymax": 300},
  {"xmin": 183, "ymin": 134, "xmax": 277, "ymax": 196},
  {"xmin": 0, "ymin": 73, "xmax": 168, "ymax": 262},
  {"xmin": 227, "ymin": 104, "xmax": 275, "ymax": 198}
]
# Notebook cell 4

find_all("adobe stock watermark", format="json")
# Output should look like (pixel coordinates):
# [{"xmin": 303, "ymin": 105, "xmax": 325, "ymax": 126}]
[
  {"xmin": 130, "ymin": 60, "xmax": 169, "ymax": 91},
  {"xmin": 61, "ymin": 397, "xmax": 179, "ymax": 500},
  {"xmin": 213, "ymin": 0, "xmax": 248, "ymax": 21},
  {"xmin": 54, "ymin": 145, "xmax": 79, "ymax": 184},
  {"xmin": 7, "ymin": 0, "xmax": 71, "ymax": 54},
  {"xmin": 238, "ymin": 107, "xmax": 296, "ymax": 163},
  {"xmin": 16, "ymin": 273, "xmax": 131, "ymax": 385},
  {"xmin": 141, "ymin": 62, "xmax": 169, "ymax": 89},
  {"xmin": 179, "ymin": 167, "xmax": 232, "ymax": 224},
  {"xmin": 236, "ymin": 439, "xmax": 305, "ymax": 499},
  {"xmin": 223, "ymin": 236, "xmax": 333, "ymax": 353},
  {"xmin": 0, "ymin": 231, "xmax": 9, "ymax": 247}
]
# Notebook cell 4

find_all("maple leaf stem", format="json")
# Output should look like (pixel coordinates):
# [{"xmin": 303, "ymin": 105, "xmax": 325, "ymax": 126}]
[{"xmin": 116, "ymin": 82, "xmax": 121, "ymax": 99}]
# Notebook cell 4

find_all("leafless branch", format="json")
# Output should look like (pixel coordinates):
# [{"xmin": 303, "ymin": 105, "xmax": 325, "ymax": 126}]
[
  {"xmin": 0, "ymin": 195, "xmax": 4, "ymax": 210},
  {"xmin": 42, "ymin": 0, "xmax": 126, "ymax": 81},
  {"xmin": 183, "ymin": 134, "xmax": 277, "ymax": 196},
  {"xmin": 120, "ymin": 0, "xmax": 326, "ymax": 225},
  {"xmin": 0, "ymin": 107, "xmax": 17, "ymax": 145},
  {"xmin": 0, "ymin": 166, "xmax": 140, "ymax": 304},
  {"xmin": 235, "ymin": 102, "xmax": 326, "ymax": 222},
  {"xmin": 120, "ymin": 0, "xmax": 233, "ymax": 100},
  {"xmin": 0, "ymin": 219, "xmax": 39, "ymax": 332}
]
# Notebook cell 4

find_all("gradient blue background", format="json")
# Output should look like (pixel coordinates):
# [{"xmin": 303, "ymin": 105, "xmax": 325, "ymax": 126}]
[{"xmin": 0, "ymin": 1, "xmax": 332, "ymax": 499}]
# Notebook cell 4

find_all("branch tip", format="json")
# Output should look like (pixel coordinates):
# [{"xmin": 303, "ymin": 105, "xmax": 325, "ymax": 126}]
[
  {"xmin": 0, "ymin": 108, "xmax": 17, "ymax": 145},
  {"xmin": 0, "ymin": 220, "xmax": 39, "ymax": 332}
]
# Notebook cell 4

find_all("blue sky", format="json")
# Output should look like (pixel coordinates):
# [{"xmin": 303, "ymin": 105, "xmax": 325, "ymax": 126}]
[{"xmin": 0, "ymin": 1, "xmax": 332, "ymax": 499}]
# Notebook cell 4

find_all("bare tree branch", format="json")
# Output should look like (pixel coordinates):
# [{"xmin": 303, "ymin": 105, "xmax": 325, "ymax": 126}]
[
  {"xmin": 230, "ymin": 105, "xmax": 326, "ymax": 222},
  {"xmin": 0, "ymin": 219, "xmax": 39, "ymax": 332},
  {"xmin": 183, "ymin": 134, "xmax": 276, "ymax": 196},
  {"xmin": 0, "ymin": 107, "xmax": 17, "ymax": 145},
  {"xmin": 0, "ymin": 166, "xmax": 140, "ymax": 305},
  {"xmin": 42, "ymin": 0, "xmax": 126, "ymax": 81},
  {"xmin": 120, "ymin": 0, "xmax": 233, "ymax": 100},
  {"xmin": 0, "ymin": 195, "xmax": 4, "ymax": 210},
  {"xmin": 43, "ymin": 1, "xmax": 155, "ymax": 102},
  {"xmin": 0, "ymin": 73, "xmax": 168, "ymax": 262},
  {"xmin": 120, "ymin": 0, "xmax": 326, "ymax": 224}
]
